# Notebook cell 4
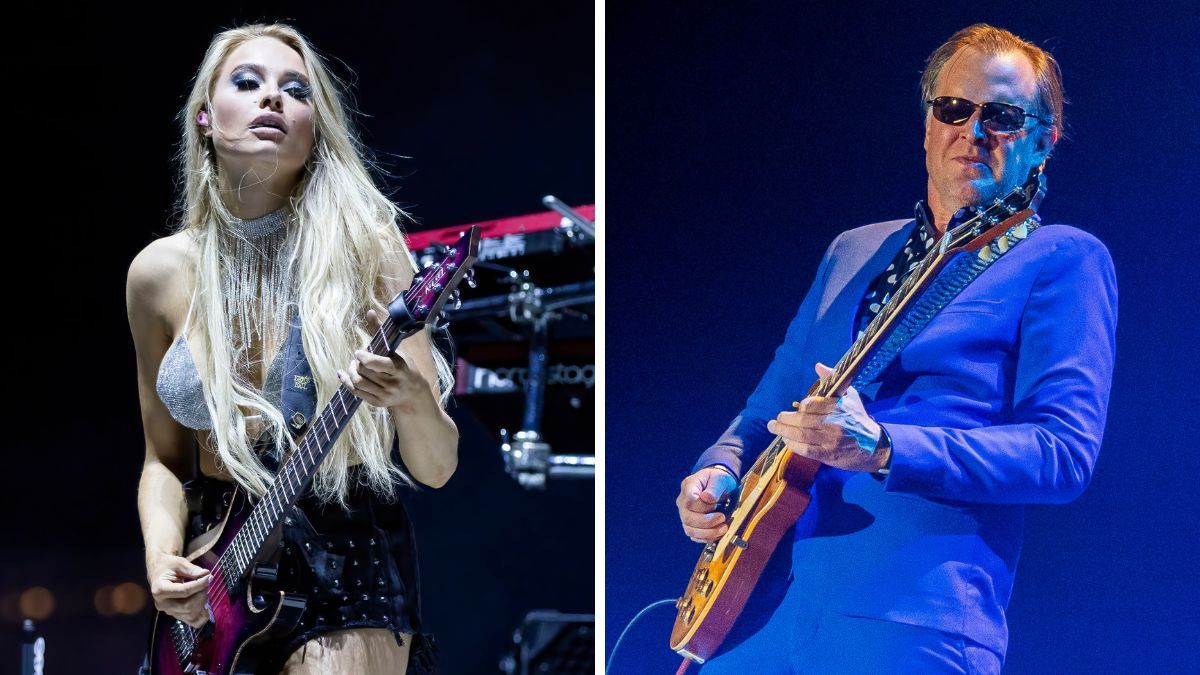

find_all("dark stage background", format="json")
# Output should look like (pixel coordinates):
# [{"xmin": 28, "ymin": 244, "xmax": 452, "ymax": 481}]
[
  {"xmin": 607, "ymin": 3, "xmax": 1197, "ymax": 674},
  {"xmin": 1, "ymin": 3, "xmax": 593, "ymax": 674}
]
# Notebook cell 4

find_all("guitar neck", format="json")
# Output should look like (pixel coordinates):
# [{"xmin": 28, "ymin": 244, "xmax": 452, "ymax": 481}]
[
  {"xmin": 818, "ymin": 234, "xmax": 952, "ymax": 397},
  {"xmin": 214, "ymin": 286, "xmax": 431, "ymax": 584},
  {"xmin": 821, "ymin": 206, "xmax": 1035, "ymax": 397},
  {"xmin": 218, "ymin": 385, "xmax": 363, "ymax": 583},
  {"xmin": 738, "ymin": 205, "xmax": 1037, "ymax": 483},
  {"xmin": 736, "ymin": 245, "xmax": 953, "ymax": 482}
]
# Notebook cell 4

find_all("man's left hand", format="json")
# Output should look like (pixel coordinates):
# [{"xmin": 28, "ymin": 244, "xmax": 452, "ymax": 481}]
[{"xmin": 767, "ymin": 363, "xmax": 890, "ymax": 473}]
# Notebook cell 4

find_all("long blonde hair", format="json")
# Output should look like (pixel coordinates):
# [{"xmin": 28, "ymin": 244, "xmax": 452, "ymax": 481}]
[{"xmin": 174, "ymin": 23, "xmax": 453, "ymax": 506}]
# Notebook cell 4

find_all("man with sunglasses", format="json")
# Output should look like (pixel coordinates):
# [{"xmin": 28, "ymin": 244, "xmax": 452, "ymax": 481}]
[{"xmin": 676, "ymin": 24, "xmax": 1116, "ymax": 673}]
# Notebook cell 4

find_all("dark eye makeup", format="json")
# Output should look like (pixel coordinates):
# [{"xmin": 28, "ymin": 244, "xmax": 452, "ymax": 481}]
[{"xmin": 230, "ymin": 68, "xmax": 311, "ymax": 101}]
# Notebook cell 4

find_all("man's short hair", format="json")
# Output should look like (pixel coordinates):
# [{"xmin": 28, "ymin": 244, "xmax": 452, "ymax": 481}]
[{"xmin": 921, "ymin": 23, "xmax": 1065, "ymax": 138}]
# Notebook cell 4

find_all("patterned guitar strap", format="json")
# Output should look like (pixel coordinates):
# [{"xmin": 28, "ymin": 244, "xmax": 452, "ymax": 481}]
[{"xmin": 852, "ymin": 212, "xmax": 1043, "ymax": 389}]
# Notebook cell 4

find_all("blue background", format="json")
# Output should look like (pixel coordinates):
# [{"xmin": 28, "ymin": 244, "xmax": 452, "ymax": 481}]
[{"xmin": 607, "ymin": 2, "xmax": 1198, "ymax": 673}]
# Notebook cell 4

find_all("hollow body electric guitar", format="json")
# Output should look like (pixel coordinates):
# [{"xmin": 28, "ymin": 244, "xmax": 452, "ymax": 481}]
[
  {"xmin": 147, "ymin": 227, "xmax": 480, "ymax": 675},
  {"xmin": 669, "ymin": 170, "xmax": 1046, "ymax": 663}
]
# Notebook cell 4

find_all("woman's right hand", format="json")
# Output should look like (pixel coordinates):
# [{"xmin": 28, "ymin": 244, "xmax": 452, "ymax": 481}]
[{"xmin": 148, "ymin": 554, "xmax": 212, "ymax": 628}]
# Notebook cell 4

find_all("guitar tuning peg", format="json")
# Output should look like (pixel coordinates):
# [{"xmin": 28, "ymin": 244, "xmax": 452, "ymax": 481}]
[{"xmin": 466, "ymin": 269, "xmax": 477, "ymax": 289}]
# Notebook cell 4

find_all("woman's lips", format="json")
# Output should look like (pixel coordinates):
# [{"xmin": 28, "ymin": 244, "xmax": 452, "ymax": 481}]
[{"xmin": 249, "ymin": 126, "xmax": 286, "ymax": 140}]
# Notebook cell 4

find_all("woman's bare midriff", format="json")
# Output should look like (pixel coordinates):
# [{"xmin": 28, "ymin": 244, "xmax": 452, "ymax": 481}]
[{"xmin": 193, "ymin": 429, "xmax": 365, "ymax": 482}]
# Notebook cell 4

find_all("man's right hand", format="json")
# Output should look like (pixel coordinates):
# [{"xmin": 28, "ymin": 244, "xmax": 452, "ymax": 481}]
[
  {"xmin": 148, "ymin": 554, "xmax": 212, "ymax": 628},
  {"xmin": 676, "ymin": 466, "xmax": 739, "ymax": 543}
]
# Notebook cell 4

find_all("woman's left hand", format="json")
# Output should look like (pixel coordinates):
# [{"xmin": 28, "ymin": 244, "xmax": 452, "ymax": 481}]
[{"xmin": 337, "ymin": 309, "xmax": 432, "ymax": 411}]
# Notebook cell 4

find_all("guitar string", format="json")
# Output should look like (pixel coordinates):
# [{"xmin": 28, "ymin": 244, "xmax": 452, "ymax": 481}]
[
  {"xmin": 179, "ymin": 319, "xmax": 398, "ymax": 651},
  {"xmin": 215, "ymin": 264, "xmax": 436, "ymax": 570},
  {"xmin": 193, "ymin": 331, "xmax": 386, "ymax": 628}
]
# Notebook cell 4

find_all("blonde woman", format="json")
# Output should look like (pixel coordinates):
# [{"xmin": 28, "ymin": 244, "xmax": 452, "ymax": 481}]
[{"xmin": 127, "ymin": 23, "xmax": 457, "ymax": 673}]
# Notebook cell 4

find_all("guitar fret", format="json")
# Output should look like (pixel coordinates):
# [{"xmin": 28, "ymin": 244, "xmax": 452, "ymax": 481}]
[
  {"xmin": 319, "ymin": 413, "xmax": 331, "ymax": 444},
  {"xmin": 285, "ymin": 465, "xmax": 298, "ymax": 497},
  {"xmin": 263, "ymin": 497, "xmax": 276, "ymax": 535}
]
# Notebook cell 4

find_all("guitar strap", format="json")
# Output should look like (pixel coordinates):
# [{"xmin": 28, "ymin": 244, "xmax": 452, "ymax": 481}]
[
  {"xmin": 187, "ymin": 312, "xmax": 318, "ymax": 480},
  {"xmin": 853, "ymin": 215, "xmax": 1043, "ymax": 392},
  {"xmin": 280, "ymin": 312, "xmax": 318, "ymax": 440}
]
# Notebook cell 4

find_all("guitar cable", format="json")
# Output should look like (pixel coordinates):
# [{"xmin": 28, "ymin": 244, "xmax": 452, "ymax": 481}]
[{"xmin": 604, "ymin": 597, "xmax": 679, "ymax": 675}]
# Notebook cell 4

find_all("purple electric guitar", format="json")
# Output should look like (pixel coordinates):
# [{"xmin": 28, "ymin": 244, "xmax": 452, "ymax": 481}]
[{"xmin": 147, "ymin": 227, "xmax": 480, "ymax": 675}]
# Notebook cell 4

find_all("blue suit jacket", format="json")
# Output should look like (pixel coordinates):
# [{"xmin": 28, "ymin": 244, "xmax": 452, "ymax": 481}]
[{"xmin": 695, "ymin": 218, "xmax": 1117, "ymax": 655}]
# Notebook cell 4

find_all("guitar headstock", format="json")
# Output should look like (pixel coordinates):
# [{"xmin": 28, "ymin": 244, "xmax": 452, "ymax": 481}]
[
  {"xmin": 943, "ymin": 166, "xmax": 1043, "ymax": 253},
  {"xmin": 380, "ymin": 226, "xmax": 480, "ymax": 352}
]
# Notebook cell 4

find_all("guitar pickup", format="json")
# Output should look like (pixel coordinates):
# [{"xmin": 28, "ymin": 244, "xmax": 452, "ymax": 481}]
[{"xmin": 252, "ymin": 564, "xmax": 279, "ymax": 584}]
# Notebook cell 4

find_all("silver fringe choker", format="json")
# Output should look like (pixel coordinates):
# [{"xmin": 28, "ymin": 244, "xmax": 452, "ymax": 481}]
[{"xmin": 221, "ymin": 206, "xmax": 298, "ymax": 359}]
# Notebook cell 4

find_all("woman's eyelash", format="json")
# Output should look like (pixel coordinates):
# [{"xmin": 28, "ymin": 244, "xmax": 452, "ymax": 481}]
[{"xmin": 233, "ymin": 76, "xmax": 310, "ymax": 100}]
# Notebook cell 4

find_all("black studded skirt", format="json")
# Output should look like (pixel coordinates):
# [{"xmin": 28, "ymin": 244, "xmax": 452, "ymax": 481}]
[{"xmin": 183, "ymin": 473, "xmax": 436, "ymax": 674}]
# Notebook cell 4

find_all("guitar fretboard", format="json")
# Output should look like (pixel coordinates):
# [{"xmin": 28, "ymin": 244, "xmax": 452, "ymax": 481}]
[
  {"xmin": 211, "ymin": 243, "xmax": 465, "ymax": 591},
  {"xmin": 216, "ymin": 384, "xmax": 365, "ymax": 588}
]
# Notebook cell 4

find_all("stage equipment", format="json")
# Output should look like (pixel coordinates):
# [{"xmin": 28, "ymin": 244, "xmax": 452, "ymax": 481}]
[
  {"xmin": 21, "ymin": 620, "xmax": 45, "ymax": 675},
  {"xmin": 498, "ymin": 610, "xmax": 594, "ymax": 675},
  {"xmin": 410, "ymin": 197, "xmax": 595, "ymax": 489}
]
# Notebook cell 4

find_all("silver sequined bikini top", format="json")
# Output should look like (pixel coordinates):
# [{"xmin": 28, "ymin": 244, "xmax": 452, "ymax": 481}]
[
  {"xmin": 155, "ymin": 328, "xmax": 287, "ymax": 430},
  {"xmin": 155, "ymin": 207, "xmax": 292, "ymax": 430}
]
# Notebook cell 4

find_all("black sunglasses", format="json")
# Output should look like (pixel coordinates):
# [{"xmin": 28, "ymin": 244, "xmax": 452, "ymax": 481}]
[{"xmin": 927, "ymin": 96, "xmax": 1052, "ymax": 133}]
